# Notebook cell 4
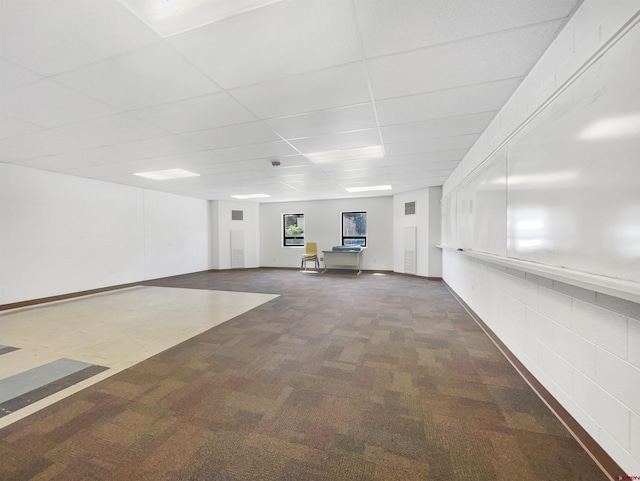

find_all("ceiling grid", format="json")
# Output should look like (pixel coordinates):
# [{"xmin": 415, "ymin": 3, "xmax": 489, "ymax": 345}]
[{"xmin": 0, "ymin": 0, "xmax": 581, "ymax": 201}]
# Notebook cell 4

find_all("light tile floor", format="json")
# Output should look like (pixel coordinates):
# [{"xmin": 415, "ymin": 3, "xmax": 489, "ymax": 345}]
[{"xmin": 0, "ymin": 286, "xmax": 278, "ymax": 429}]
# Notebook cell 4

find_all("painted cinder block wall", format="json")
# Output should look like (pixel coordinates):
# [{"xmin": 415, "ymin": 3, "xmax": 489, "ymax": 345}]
[{"xmin": 441, "ymin": 1, "xmax": 640, "ymax": 473}]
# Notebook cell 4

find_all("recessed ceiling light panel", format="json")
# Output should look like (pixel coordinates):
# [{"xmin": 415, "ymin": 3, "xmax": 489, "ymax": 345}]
[{"xmin": 134, "ymin": 168, "xmax": 200, "ymax": 180}]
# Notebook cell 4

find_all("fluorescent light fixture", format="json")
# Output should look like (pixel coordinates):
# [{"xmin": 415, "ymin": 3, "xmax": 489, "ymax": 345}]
[
  {"xmin": 119, "ymin": 0, "xmax": 283, "ymax": 38},
  {"xmin": 231, "ymin": 193, "xmax": 271, "ymax": 199},
  {"xmin": 578, "ymin": 114, "xmax": 640, "ymax": 140},
  {"xmin": 345, "ymin": 185, "xmax": 392, "ymax": 193},
  {"xmin": 306, "ymin": 145, "xmax": 384, "ymax": 164},
  {"xmin": 134, "ymin": 168, "xmax": 200, "ymax": 180}
]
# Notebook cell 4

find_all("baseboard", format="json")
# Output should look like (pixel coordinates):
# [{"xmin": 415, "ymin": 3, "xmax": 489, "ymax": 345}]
[
  {"xmin": 442, "ymin": 281, "xmax": 625, "ymax": 481},
  {"xmin": 0, "ymin": 269, "xmax": 215, "ymax": 312},
  {"xmin": 0, "ymin": 282, "xmax": 142, "ymax": 312}
]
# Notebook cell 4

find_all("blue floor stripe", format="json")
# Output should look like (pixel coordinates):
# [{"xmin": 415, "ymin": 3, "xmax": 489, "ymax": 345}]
[{"xmin": 0, "ymin": 358, "xmax": 96, "ymax": 404}]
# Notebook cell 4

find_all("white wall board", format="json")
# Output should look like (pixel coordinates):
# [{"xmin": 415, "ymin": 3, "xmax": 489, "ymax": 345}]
[
  {"xmin": 442, "ymin": 20, "xmax": 640, "ymax": 285},
  {"xmin": 507, "ymin": 23, "xmax": 640, "ymax": 283}
]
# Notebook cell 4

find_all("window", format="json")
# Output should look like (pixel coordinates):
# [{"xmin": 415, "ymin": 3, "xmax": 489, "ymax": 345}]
[
  {"xmin": 342, "ymin": 211, "xmax": 367, "ymax": 246},
  {"xmin": 283, "ymin": 214, "xmax": 304, "ymax": 246}
]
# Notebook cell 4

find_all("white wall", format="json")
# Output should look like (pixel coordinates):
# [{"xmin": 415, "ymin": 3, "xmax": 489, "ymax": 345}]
[
  {"xmin": 210, "ymin": 200, "xmax": 260, "ymax": 269},
  {"xmin": 441, "ymin": 1, "xmax": 640, "ymax": 474},
  {"xmin": 392, "ymin": 187, "xmax": 442, "ymax": 277},
  {"xmin": 0, "ymin": 163, "xmax": 209, "ymax": 304},
  {"xmin": 143, "ymin": 189, "xmax": 209, "ymax": 280},
  {"xmin": 260, "ymin": 196, "xmax": 393, "ymax": 271}
]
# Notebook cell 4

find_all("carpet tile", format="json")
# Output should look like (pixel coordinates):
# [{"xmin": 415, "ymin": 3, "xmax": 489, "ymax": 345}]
[{"xmin": 0, "ymin": 269, "xmax": 608, "ymax": 480}]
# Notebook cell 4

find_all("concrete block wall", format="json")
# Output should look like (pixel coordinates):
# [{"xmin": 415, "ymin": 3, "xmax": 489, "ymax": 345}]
[{"xmin": 443, "ymin": 250, "xmax": 640, "ymax": 473}]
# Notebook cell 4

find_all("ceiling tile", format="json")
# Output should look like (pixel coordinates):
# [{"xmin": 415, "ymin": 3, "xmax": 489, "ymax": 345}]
[
  {"xmin": 214, "ymin": 140, "xmax": 299, "ymax": 162},
  {"xmin": 53, "ymin": 43, "xmax": 220, "ymax": 111},
  {"xmin": 376, "ymin": 78, "xmax": 521, "ymax": 125},
  {"xmin": 119, "ymin": 0, "xmax": 284, "ymax": 38},
  {"xmin": 0, "ymin": 144, "xmax": 43, "ymax": 163},
  {"xmin": 263, "ymin": 164, "xmax": 327, "ymax": 179},
  {"xmin": 316, "ymin": 158, "xmax": 389, "ymax": 172},
  {"xmin": 13, "ymin": 154, "xmax": 89, "ymax": 172},
  {"xmin": 392, "ymin": 171, "xmax": 453, "ymax": 181},
  {"xmin": 168, "ymin": 0, "xmax": 361, "ymax": 89},
  {"xmin": 381, "ymin": 111, "xmax": 496, "ymax": 144},
  {"xmin": 61, "ymin": 164, "xmax": 143, "ymax": 180},
  {"xmin": 198, "ymin": 161, "xmax": 264, "ymax": 177},
  {"xmin": 338, "ymin": 176, "xmax": 394, "ymax": 187},
  {"xmin": 0, "ymin": 79, "xmax": 118, "ymax": 128},
  {"xmin": 289, "ymin": 129, "xmax": 381, "ymax": 154},
  {"xmin": 389, "ymin": 161, "xmax": 460, "ymax": 174},
  {"xmin": 367, "ymin": 21, "xmax": 565, "ymax": 99},
  {"xmin": 384, "ymin": 134, "xmax": 479, "ymax": 157},
  {"xmin": 144, "ymin": 150, "xmax": 229, "ymax": 175},
  {"xmin": 281, "ymin": 175, "xmax": 336, "ymax": 186},
  {"xmin": 3, "ymin": 129, "xmax": 100, "ymax": 156},
  {"xmin": 97, "ymin": 155, "xmax": 213, "ymax": 176},
  {"xmin": 117, "ymin": 133, "xmax": 209, "ymax": 159},
  {"xmin": 327, "ymin": 167, "xmax": 390, "ymax": 180},
  {"xmin": 386, "ymin": 151, "xmax": 467, "ymax": 165},
  {"xmin": 36, "ymin": 146, "xmax": 141, "ymax": 169},
  {"xmin": 56, "ymin": 113, "xmax": 169, "ymax": 146},
  {"xmin": 0, "ymin": 0, "xmax": 159, "ymax": 76},
  {"xmin": 130, "ymin": 92, "xmax": 258, "ymax": 134},
  {"xmin": 0, "ymin": 59, "xmax": 42, "ymax": 93},
  {"xmin": 240, "ymin": 155, "xmax": 314, "ymax": 172},
  {"xmin": 230, "ymin": 62, "xmax": 371, "ymax": 119},
  {"xmin": 1, "ymin": 116, "xmax": 44, "ymax": 139},
  {"xmin": 87, "ymin": 172, "xmax": 163, "ymax": 188},
  {"xmin": 355, "ymin": 0, "xmax": 580, "ymax": 58},
  {"xmin": 266, "ymin": 103, "xmax": 377, "ymax": 139},
  {"xmin": 193, "ymin": 170, "xmax": 266, "ymax": 184},
  {"xmin": 0, "ymin": 1, "xmax": 579, "ymax": 201},
  {"xmin": 191, "ymin": 160, "xmax": 251, "ymax": 177},
  {"xmin": 179, "ymin": 122, "xmax": 282, "ymax": 151}
]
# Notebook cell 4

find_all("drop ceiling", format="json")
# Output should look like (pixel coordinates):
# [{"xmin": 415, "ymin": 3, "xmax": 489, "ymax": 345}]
[{"xmin": 0, "ymin": 0, "xmax": 581, "ymax": 202}]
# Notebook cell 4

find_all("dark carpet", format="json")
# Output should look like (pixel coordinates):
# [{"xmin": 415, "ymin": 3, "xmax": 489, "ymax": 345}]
[{"xmin": 0, "ymin": 269, "xmax": 606, "ymax": 480}]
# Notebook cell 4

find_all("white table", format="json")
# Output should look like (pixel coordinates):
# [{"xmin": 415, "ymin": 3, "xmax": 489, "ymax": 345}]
[{"xmin": 322, "ymin": 249, "xmax": 363, "ymax": 275}]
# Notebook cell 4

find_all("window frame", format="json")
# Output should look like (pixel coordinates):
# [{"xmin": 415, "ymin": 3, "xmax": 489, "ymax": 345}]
[
  {"xmin": 283, "ymin": 213, "xmax": 305, "ymax": 247},
  {"xmin": 341, "ymin": 211, "xmax": 367, "ymax": 247}
]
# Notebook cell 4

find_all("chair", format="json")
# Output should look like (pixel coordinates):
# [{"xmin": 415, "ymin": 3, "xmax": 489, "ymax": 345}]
[{"xmin": 301, "ymin": 242, "xmax": 319, "ymax": 270}]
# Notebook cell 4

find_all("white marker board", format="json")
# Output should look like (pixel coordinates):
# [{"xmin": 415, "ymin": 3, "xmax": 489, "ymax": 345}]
[
  {"xmin": 442, "ymin": 21, "xmax": 640, "ymax": 284},
  {"xmin": 506, "ymin": 23, "xmax": 640, "ymax": 283}
]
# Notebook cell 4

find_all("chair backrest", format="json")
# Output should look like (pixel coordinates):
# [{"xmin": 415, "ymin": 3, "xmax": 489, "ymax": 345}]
[{"xmin": 305, "ymin": 242, "xmax": 317, "ymax": 255}]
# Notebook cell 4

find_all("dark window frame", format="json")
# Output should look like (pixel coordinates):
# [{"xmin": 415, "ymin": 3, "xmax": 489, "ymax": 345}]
[
  {"xmin": 283, "ymin": 213, "xmax": 305, "ymax": 247},
  {"xmin": 342, "ymin": 211, "xmax": 367, "ymax": 247}
]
